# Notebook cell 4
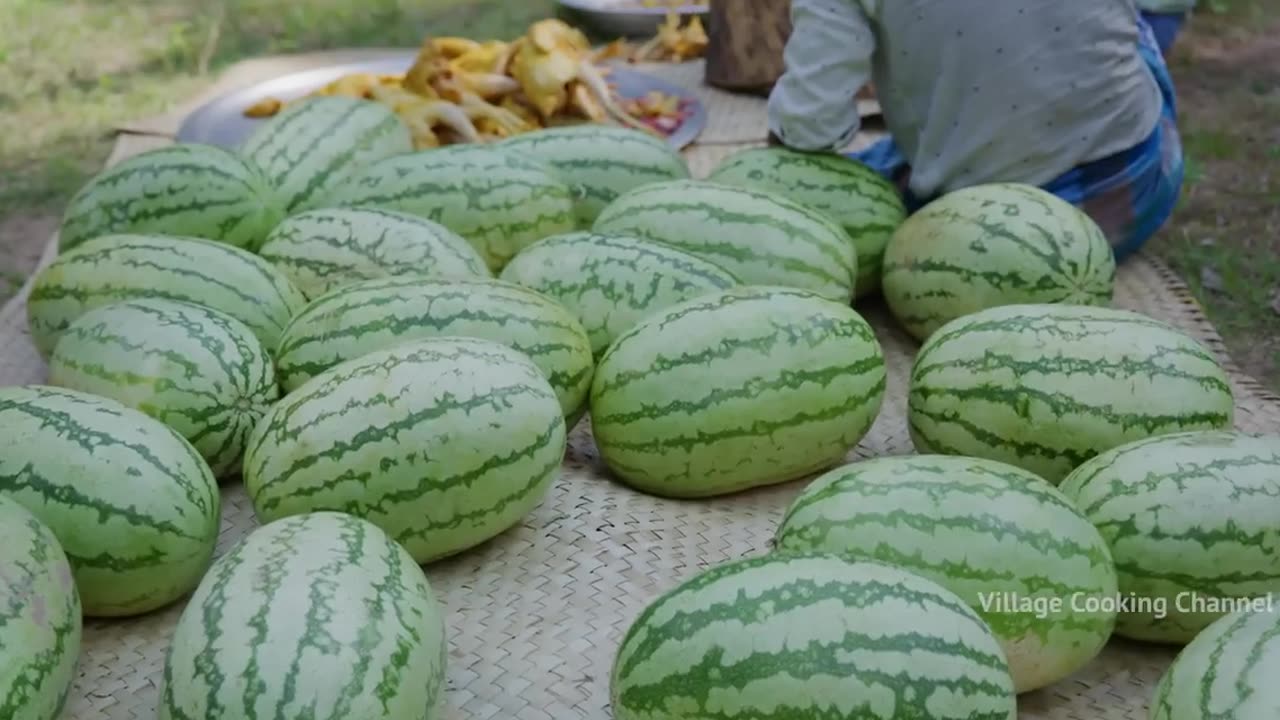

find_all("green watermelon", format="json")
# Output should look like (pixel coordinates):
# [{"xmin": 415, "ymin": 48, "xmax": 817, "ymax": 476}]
[
  {"xmin": 1151, "ymin": 606, "xmax": 1280, "ymax": 719},
  {"xmin": 592, "ymin": 179, "xmax": 858, "ymax": 302},
  {"xmin": 498, "ymin": 232, "xmax": 740, "ymax": 358},
  {"xmin": 882, "ymin": 183, "xmax": 1116, "ymax": 340},
  {"xmin": 775, "ymin": 455, "xmax": 1117, "ymax": 693},
  {"xmin": 160, "ymin": 512, "xmax": 446, "ymax": 720},
  {"xmin": 611, "ymin": 553, "xmax": 1017, "ymax": 720},
  {"xmin": 0, "ymin": 496, "xmax": 81, "ymax": 720},
  {"xmin": 274, "ymin": 276, "xmax": 594, "ymax": 420},
  {"xmin": 909, "ymin": 304, "xmax": 1234, "ymax": 483},
  {"xmin": 27, "ymin": 233, "xmax": 307, "ymax": 356},
  {"xmin": 244, "ymin": 337, "xmax": 566, "ymax": 564},
  {"xmin": 240, "ymin": 96, "xmax": 413, "ymax": 214},
  {"xmin": 258, "ymin": 207, "xmax": 491, "ymax": 299},
  {"xmin": 707, "ymin": 147, "xmax": 906, "ymax": 297},
  {"xmin": 591, "ymin": 286, "xmax": 885, "ymax": 497},
  {"xmin": 48, "ymin": 298, "xmax": 278, "ymax": 478},
  {"xmin": 498, "ymin": 126, "xmax": 690, "ymax": 226},
  {"xmin": 1059, "ymin": 431, "xmax": 1280, "ymax": 644},
  {"xmin": 321, "ymin": 144, "xmax": 577, "ymax": 270},
  {"xmin": 58, "ymin": 143, "xmax": 284, "ymax": 253},
  {"xmin": 0, "ymin": 386, "xmax": 220, "ymax": 617}
]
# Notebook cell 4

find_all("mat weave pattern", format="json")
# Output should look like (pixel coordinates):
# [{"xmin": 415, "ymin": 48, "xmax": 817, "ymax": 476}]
[{"xmin": 2, "ymin": 55, "xmax": 1277, "ymax": 720}]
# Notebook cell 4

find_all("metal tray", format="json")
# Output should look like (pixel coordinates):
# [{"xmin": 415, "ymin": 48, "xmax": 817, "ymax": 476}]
[
  {"xmin": 176, "ymin": 51, "xmax": 708, "ymax": 151},
  {"xmin": 557, "ymin": 0, "xmax": 709, "ymax": 39}
]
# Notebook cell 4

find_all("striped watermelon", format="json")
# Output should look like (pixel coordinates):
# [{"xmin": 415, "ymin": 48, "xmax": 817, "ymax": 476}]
[
  {"xmin": 1059, "ymin": 431, "xmax": 1280, "ymax": 644},
  {"xmin": 274, "ymin": 276, "xmax": 594, "ymax": 420},
  {"xmin": 0, "ymin": 496, "xmax": 81, "ymax": 720},
  {"xmin": 58, "ymin": 143, "xmax": 284, "ymax": 253},
  {"xmin": 498, "ymin": 232, "xmax": 740, "ymax": 358},
  {"xmin": 592, "ymin": 180, "xmax": 858, "ymax": 302},
  {"xmin": 497, "ymin": 126, "xmax": 690, "ymax": 226},
  {"xmin": 707, "ymin": 147, "xmax": 906, "ymax": 297},
  {"xmin": 1151, "ymin": 606, "xmax": 1280, "ymax": 719},
  {"xmin": 909, "ymin": 304, "xmax": 1235, "ymax": 484},
  {"xmin": 47, "ymin": 298, "xmax": 278, "ymax": 478},
  {"xmin": 160, "ymin": 512, "xmax": 447, "ymax": 720},
  {"xmin": 320, "ymin": 144, "xmax": 577, "ymax": 270},
  {"xmin": 591, "ymin": 286, "xmax": 885, "ymax": 497},
  {"xmin": 611, "ymin": 553, "xmax": 1017, "ymax": 720},
  {"xmin": 240, "ymin": 96, "xmax": 413, "ymax": 214},
  {"xmin": 775, "ymin": 455, "xmax": 1118, "ymax": 693},
  {"xmin": 0, "ymin": 386, "xmax": 220, "ymax": 617},
  {"xmin": 27, "ymin": 233, "xmax": 307, "ymax": 356},
  {"xmin": 883, "ymin": 183, "xmax": 1116, "ymax": 340},
  {"xmin": 244, "ymin": 337, "xmax": 566, "ymax": 564},
  {"xmin": 258, "ymin": 207, "xmax": 491, "ymax": 299}
]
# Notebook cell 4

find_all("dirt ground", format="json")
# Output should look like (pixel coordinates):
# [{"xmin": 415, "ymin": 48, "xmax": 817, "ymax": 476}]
[{"xmin": 1, "ymin": 0, "xmax": 1276, "ymax": 389}]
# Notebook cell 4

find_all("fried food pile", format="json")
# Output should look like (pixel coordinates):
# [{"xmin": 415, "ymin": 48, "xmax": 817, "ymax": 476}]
[
  {"xmin": 593, "ymin": 11, "xmax": 708, "ymax": 63},
  {"xmin": 244, "ymin": 15, "xmax": 706, "ymax": 149}
]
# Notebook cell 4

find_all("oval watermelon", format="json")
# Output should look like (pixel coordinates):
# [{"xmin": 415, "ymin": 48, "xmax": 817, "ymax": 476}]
[
  {"xmin": 320, "ymin": 144, "xmax": 577, "ymax": 270},
  {"xmin": 883, "ymin": 183, "xmax": 1116, "ymax": 340},
  {"xmin": 707, "ymin": 146, "xmax": 906, "ymax": 298},
  {"xmin": 160, "ymin": 512, "xmax": 447, "ymax": 720},
  {"xmin": 48, "ymin": 298, "xmax": 279, "ymax": 478},
  {"xmin": 498, "ymin": 126, "xmax": 690, "ymax": 226},
  {"xmin": 245, "ymin": 337, "xmax": 566, "ymax": 564},
  {"xmin": 0, "ymin": 386, "xmax": 220, "ymax": 617},
  {"xmin": 0, "ymin": 496, "xmax": 81, "ymax": 720},
  {"xmin": 27, "ymin": 233, "xmax": 307, "ymax": 356},
  {"xmin": 258, "ymin": 207, "xmax": 491, "ymax": 299},
  {"xmin": 1151, "ymin": 606, "xmax": 1280, "ymax": 719},
  {"xmin": 1060, "ymin": 431, "xmax": 1280, "ymax": 643},
  {"xmin": 909, "ymin": 304, "xmax": 1235, "ymax": 483},
  {"xmin": 58, "ymin": 143, "xmax": 284, "ymax": 253},
  {"xmin": 498, "ymin": 232, "xmax": 740, "ymax": 358},
  {"xmin": 591, "ymin": 286, "xmax": 886, "ymax": 497},
  {"xmin": 592, "ymin": 179, "xmax": 858, "ymax": 302},
  {"xmin": 274, "ymin": 276, "xmax": 594, "ymax": 421},
  {"xmin": 775, "ymin": 455, "xmax": 1118, "ymax": 693},
  {"xmin": 240, "ymin": 96, "xmax": 413, "ymax": 214},
  {"xmin": 611, "ymin": 553, "xmax": 1017, "ymax": 720}
]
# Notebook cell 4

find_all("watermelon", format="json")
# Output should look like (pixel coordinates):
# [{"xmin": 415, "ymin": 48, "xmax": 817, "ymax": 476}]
[
  {"xmin": 27, "ymin": 233, "xmax": 307, "ymax": 356},
  {"xmin": 1059, "ymin": 431, "xmax": 1280, "ymax": 644},
  {"xmin": 274, "ymin": 276, "xmax": 594, "ymax": 420},
  {"xmin": 592, "ymin": 179, "xmax": 858, "ymax": 302},
  {"xmin": 320, "ymin": 144, "xmax": 577, "ymax": 270},
  {"xmin": 47, "ymin": 298, "xmax": 278, "ymax": 478},
  {"xmin": 775, "ymin": 455, "xmax": 1118, "ymax": 693},
  {"xmin": 611, "ymin": 553, "xmax": 1017, "ymax": 720},
  {"xmin": 257, "ymin": 207, "xmax": 491, "ymax": 299},
  {"xmin": 497, "ymin": 126, "xmax": 690, "ymax": 226},
  {"xmin": 58, "ymin": 143, "xmax": 284, "ymax": 253},
  {"xmin": 240, "ymin": 96, "xmax": 413, "ymax": 214},
  {"xmin": 882, "ymin": 183, "xmax": 1116, "ymax": 340},
  {"xmin": 0, "ymin": 496, "xmax": 81, "ymax": 720},
  {"xmin": 909, "ymin": 304, "xmax": 1234, "ymax": 484},
  {"xmin": 0, "ymin": 386, "xmax": 220, "ymax": 617},
  {"xmin": 498, "ymin": 232, "xmax": 740, "ymax": 358},
  {"xmin": 591, "ymin": 286, "xmax": 885, "ymax": 497},
  {"xmin": 244, "ymin": 337, "xmax": 566, "ymax": 564},
  {"xmin": 707, "ymin": 147, "xmax": 906, "ymax": 297},
  {"xmin": 1151, "ymin": 606, "xmax": 1280, "ymax": 720},
  {"xmin": 160, "ymin": 512, "xmax": 446, "ymax": 720}
]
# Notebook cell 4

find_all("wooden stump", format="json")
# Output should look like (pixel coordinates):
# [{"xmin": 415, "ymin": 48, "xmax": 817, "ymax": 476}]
[{"xmin": 705, "ymin": 0, "xmax": 793, "ymax": 96}]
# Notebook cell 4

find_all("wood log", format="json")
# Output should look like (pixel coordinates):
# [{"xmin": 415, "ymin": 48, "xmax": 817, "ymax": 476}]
[{"xmin": 704, "ymin": 0, "xmax": 793, "ymax": 96}]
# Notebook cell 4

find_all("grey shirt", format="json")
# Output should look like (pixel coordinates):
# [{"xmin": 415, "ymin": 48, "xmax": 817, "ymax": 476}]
[{"xmin": 767, "ymin": 0, "xmax": 1165, "ymax": 198}]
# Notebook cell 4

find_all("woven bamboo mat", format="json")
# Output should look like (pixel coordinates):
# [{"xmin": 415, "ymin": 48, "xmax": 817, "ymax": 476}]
[{"xmin": 3, "ymin": 54, "xmax": 1279, "ymax": 720}]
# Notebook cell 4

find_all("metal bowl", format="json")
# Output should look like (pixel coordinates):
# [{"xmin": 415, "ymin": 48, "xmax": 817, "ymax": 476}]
[{"xmin": 557, "ymin": 0, "xmax": 709, "ymax": 39}]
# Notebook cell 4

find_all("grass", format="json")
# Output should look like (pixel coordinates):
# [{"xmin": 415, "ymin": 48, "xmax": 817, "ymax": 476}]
[{"xmin": 0, "ymin": 0, "xmax": 1276, "ymax": 390}]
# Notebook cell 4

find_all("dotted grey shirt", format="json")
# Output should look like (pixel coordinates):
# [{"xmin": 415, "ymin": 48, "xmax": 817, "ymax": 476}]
[{"xmin": 767, "ymin": 0, "xmax": 1165, "ymax": 198}]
